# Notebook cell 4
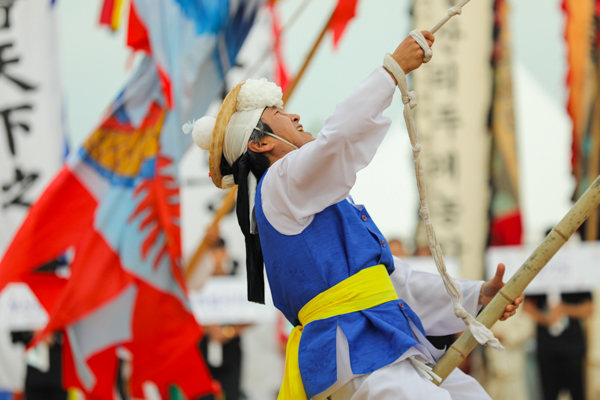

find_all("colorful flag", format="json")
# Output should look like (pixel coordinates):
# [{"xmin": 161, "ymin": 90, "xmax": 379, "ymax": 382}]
[
  {"xmin": 563, "ymin": 0, "xmax": 600, "ymax": 240},
  {"xmin": 99, "ymin": 0, "xmax": 128, "ymax": 31},
  {"xmin": 488, "ymin": 0, "xmax": 522, "ymax": 246},
  {"xmin": 0, "ymin": 0, "xmax": 65, "ymax": 393},
  {"xmin": 0, "ymin": 0, "xmax": 266, "ymax": 398}
]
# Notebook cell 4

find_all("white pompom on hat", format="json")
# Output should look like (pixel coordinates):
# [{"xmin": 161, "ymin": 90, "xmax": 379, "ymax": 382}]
[{"xmin": 182, "ymin": 117, "xmax": 215, "ymax": 151}]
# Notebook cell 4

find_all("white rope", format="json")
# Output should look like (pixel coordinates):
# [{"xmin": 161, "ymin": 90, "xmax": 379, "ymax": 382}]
[
  {"xmin": 448, "ymin": 6, "xmax": 462, "ymax": 17},
  {"xmin": 383, "ymin": 50, "xmax": 504, "ymax": 351},
  {"xmin": 409, "ymin": 30, "xmax": 433, "ymax": 63},
  {"xmin": 430, "ymin": 0, "xmax": 472, "ymax": 34},
  {"xmin": 408, "ymin": 356, "xmax": 442, "ymax": 383}
]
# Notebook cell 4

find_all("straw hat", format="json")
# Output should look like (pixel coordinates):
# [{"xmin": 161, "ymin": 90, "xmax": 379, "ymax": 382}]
[
  {"xmin": 180, "ymin": 83, "xmax": 244, "ymax": 188},
  {"xmin": 209, "ymin": 83, "xmax": 244, "ymax": 188},
  {"xmin": 182, "ymin": 79, "xmax": 283, "ymax": 188}
]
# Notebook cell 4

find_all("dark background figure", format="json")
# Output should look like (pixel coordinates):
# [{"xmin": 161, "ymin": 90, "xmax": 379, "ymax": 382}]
[
  {"xmin": 198, "ymin": 232, "xmax": 248, "ymax": 400},
  {"xmin": 10, "ymin": 331, "xmax": 66, "ymax": 400},
  {"xmin": 199, "ymin": 326, "xmax": 244, "ymax": 400},
  {"xmin": 524, "ymin": 291, "xmax": 593, "ymax": 400}
]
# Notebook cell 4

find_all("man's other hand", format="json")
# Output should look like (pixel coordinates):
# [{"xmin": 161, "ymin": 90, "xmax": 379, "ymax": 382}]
[{"xmin": 479, "ymin": 263, "xmax": 525, "ymax": 321}]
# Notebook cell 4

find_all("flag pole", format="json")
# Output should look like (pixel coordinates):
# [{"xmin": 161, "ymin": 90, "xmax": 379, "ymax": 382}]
[
  {"xmin": 431, "ymin": 174, "xmax": 600, "ymax": 383},
  {"xmin": 282, "ymin": 10, "xmax": 334, "ymax": 104},
  {"xmin": 184, "ymin": 187, "xmax": 238, "ymax": 280},
  {"xmin": 583, "ymin": 62, "xmax": 600, "ymax": 240}
]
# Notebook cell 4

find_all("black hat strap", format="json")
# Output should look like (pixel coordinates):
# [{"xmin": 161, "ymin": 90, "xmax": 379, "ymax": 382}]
[{"xmin": 231, "ymin": 152, "xmax": 265, "ymax": 304}]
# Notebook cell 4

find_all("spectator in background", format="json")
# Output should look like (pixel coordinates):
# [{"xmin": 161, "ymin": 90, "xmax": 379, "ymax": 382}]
[
  {"xmin": 414, "ymin": 244, "xmax": 432, "ymax": 257},
  {"xmin": 10, "ymin": 332, "xmax": 66, "ymax": 400},
  {"xmin": 198, "ymin": 230, "xmax": 249, "ymax": 400},
  {"xmin": 523, "ymin": 291, "xmax": 593, "ymax": 400},
  {"xmin": 387, "ymin": 238, "xmax": 407, "ymax": 258},
  {"xmin": 522, "ymin": 228, "xmax": 594, "ymax": 400}
]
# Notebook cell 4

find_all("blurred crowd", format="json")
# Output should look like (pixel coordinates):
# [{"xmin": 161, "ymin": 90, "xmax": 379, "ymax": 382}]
[{"xmin": 5, "ymin": 232, "xmax": 597, "ymax": 400}]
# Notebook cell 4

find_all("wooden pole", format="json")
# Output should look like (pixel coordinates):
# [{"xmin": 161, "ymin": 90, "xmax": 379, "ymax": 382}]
[
  {"xmin": 583, "ymin": 61, "xmax": 600, "ymax": 241},
  {"xmin": 184, "ymin": 187, "xmax": 238, "ymax": 280},
  {"xmin": 432, "ymin": 174, "xmax": 600, "ymax": 383},
  {"xmin": 282, "ymin": 11, "xmax": 334, "ymax": 105}
]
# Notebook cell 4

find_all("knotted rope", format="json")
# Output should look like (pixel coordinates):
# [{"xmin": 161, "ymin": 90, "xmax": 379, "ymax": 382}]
[
  {"xmin": 384, "ymin": 19, "xmax": 504, "ymax": 351},
  {"xmin": 430, "ymin": 0, "xmax": 472, "ymax": 34}
]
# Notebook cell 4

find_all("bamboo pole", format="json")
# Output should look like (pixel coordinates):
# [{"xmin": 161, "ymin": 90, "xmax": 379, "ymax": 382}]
[
  {"xmin": 184, "ymin": 187, "xmax": 237, "ymax": 280},
  {"xmin": 432, "ymin": 174, "xmax": 600, "ymax": 384}
]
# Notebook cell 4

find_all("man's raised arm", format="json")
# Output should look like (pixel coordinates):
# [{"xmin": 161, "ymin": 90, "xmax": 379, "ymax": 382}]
[{"xmin": 260, "ymin": 33, "xmax": 435, "ymax": 235}]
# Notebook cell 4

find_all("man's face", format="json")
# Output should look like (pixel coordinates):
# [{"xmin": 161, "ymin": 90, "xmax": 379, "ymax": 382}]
[{"xmin": 260, "ymin": 107, "xmax": 315, "ymax": 149}]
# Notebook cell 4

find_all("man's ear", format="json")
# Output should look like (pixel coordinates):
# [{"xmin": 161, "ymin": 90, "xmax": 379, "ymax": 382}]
[{"xmin": 248, "ymin": 140, "xmax": 274, "ymax": 154}]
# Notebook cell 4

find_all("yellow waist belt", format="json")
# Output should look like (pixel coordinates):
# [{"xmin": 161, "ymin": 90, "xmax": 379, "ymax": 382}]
[{"xmin": 278, "ymin": 264, "xmax": 399, "ymax": 400}]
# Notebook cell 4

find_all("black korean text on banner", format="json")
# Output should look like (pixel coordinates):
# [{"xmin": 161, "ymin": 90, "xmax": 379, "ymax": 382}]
[
  {"xmin": 412, "ymin": 0, "xmax": 493, "ymax": 280},
  {"xmin": 0, "ymin": 0, "xmax": 39, "ymax": 211},
  {"xmin": 0, "ymin": 0, "xmax": 64, "ymax": 255}
]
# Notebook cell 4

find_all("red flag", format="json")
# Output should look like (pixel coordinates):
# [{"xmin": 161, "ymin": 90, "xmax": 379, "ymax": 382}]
[
  {"xmin": 127, "ymin": 2, "xmax": 151, "ymax": 54},
  {"xmin": 267, "ymin": 2, "xmax": 291, "ymax": 92},
  {"xmin": 62, "ymin": 339, "xmax": 119, "ymax": 399},
  {"xmin": 99, "ymin": 0, "xmax": 126, "ymax": 31},
  {"xmin": 329, "ymin": 0, "xmax": 359, "ymax": 49},
  {"xmin": 1, "ymin": 0, "xmax": 267, "ymax": 396},
  {"xmin": 99, "ymin": 0, "xmax": 115, "ymax": 27},
  {"xmin": 0, "ymin": 67, "xmax": 214, "ymax": 398}
]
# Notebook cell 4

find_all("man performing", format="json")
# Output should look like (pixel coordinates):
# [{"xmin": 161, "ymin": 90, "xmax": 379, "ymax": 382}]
[{"xmin": 184, "ymin": 31, "xmax": 524, "ymax": 399}]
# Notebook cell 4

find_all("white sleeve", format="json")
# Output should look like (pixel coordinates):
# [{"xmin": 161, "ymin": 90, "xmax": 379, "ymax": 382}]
[
  {"xmin": 260, "ymin": 67, "xmax": 396, "ymax": 235},
  {"xmin": 390, "ymin": 256, "xmax": 484, "ymax": 336}
]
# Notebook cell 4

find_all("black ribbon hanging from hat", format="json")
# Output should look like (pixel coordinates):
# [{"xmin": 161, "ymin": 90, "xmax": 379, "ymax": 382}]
[{"xmin": 231, "ymin": 152, "xmax": 265, "ymax": 304}]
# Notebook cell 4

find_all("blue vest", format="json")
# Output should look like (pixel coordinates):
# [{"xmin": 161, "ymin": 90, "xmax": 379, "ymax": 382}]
[{"xmin": 255, "ymin": 172, "xmax": 427, "ymax": 398}]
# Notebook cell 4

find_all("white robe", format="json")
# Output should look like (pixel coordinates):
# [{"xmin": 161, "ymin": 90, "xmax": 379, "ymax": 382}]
[{"xmin": 259, "ymin": 67, "xmax": 491, "ymax": 399}]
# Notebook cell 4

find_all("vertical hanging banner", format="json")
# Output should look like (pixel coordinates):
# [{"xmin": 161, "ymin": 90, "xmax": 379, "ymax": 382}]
[
  {"xmin": 0, "ymin": 0, "xmax": 64, "ymax": 256},
  {"xmin": 0, "ymin": 0, "xmax": 63, "ymax": 393},
  {"xmin": 412, "ymin": 0, "xmax": 494, "ymax": 280},
  {"xmin": 488, "ymin": 0, "xmax": 522, "ymax": 246},
  {"xmin": 564, "ymin": 0, "xmax": 600, "ymax": 240}
]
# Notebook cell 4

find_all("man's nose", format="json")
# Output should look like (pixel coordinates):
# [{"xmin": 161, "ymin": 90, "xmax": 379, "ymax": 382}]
[{"xmin": 286, "ymin": 113, "xmax": 300, "ymax": 122}]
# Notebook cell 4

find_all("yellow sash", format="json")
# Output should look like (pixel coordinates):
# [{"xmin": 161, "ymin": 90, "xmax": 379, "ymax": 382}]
[{"xmin": 277, "ymin": 264, "xmax": 399, "ymax": 400}]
